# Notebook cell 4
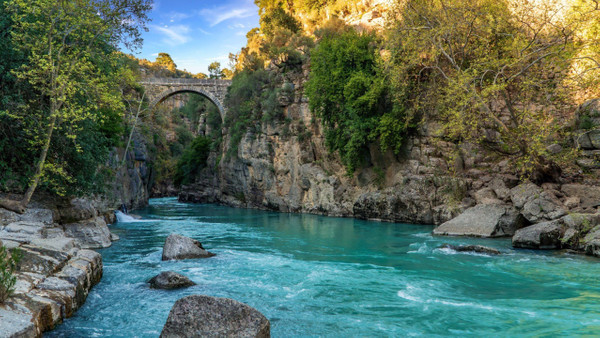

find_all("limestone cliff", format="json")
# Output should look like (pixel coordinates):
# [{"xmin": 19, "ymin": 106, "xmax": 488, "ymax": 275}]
[
  {"xmin": 107, "ymin": 131, "xmax": 153, "ymax": 211},
  {"xmin": 179, "ymin": 67, "xmax": 600, "ymax": 240},
  {"xmin": 179, "ymin": 68, "xmax": 471, "ymax": 224}
]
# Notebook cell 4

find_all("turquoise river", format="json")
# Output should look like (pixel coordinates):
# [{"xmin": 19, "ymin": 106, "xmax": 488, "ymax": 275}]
[{"xmin": 49, "ymin": 198, "xmax": 600, "ymax": 337}]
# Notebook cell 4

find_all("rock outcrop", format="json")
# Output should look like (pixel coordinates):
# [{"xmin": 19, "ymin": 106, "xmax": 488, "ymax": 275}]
[
  {"xmin": 162, "ymin": 234, "xmax": 215, "ymax": 261},
  {"xmin": 160, "ymin": 295, "xmax": 270, "ymax": 338},
  {"xmin": 62, "ymin": 217, "xmax": 112, "ymax": 249},
  {"xmin": 148, "ymin": 271, "xmax": 196, "ymax": 289},
  {"xmin": 0, "ymin": 196, "xmax": 118, "ymax": 336},
  {"xmin": 0, "ymin": 248, "xmax": 102, "ymax": 336},
  {"xmin": 433, "ymin": 204, "xmax": 526, "ymax": 237}
]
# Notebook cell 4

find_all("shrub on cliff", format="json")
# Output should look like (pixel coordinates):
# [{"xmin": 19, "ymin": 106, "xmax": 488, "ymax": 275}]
[
  {"xmin": 306, "ymin": 28, "xmax": 401, "ymax": 173},
  {"xmin": 224, "ymin": 68, "xmax": 284, "ymax": 159},
  {"xmin": 0, "ymin": 246, "xmax": 21, "ymax": 303}
]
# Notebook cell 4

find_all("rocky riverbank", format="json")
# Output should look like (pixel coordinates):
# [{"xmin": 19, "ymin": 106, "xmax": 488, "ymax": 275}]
[{"xmin": 0, "ymin": 197, "xmax": 118, "ymax": 337}]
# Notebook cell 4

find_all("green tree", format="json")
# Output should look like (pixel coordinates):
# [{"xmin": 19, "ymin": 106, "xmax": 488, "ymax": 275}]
[
  {"xmin": 208, "ymin": 62, "xmax": 224, "ymax": 79},
  {"xmin": 0, "ymin": 0, "xmax": 150, "ymax": 213},
  {"xmin": 155, "ymin": 52, "xmax": 177, "ymax": 73}
]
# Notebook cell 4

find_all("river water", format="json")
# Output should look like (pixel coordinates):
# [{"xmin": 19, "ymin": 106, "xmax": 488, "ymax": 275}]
[{"xmin": 49, "ymin": 198, "xmax": 600, "ymax": 337}]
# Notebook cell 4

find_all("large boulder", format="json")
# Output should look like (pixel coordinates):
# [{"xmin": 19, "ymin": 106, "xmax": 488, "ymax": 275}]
[
  {"xmin": 148, "ymin": 271, "xmax": 196, "ymax": 290},
  {"xmin": 510, "ymin": 183, "xmax": 566, "ymax": 222},
  {"xmin": 160, "ymin": 295, "xmax": 270, "ymax": 338},
  {"xmin": 162, "ymin": 234, "xmax": 215, "ymax": 261},
  {"xmin": 433, "ymin": 204, "xmax": 526, "ymax": 237},
  {"xmin": 62, "ymin": 217, "xmax": 112, "ymax": 249},
  {"xmin": 512, "ymin": 219, "xmax": 566, "ymax": 249}
]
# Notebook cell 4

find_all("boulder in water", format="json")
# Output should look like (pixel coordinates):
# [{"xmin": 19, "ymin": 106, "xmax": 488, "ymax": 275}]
[
  {"xmin": 162, "ymin": 234, "xmax": 215, "ymax": 261},
  {"xmin": 440, "ymin": 244, "xmax": 501, "ymax": 255},
  {"xmin": 433, "ymin": 204, "xmax": 526, "ymax": 237},
  {"xmin": 160, "ymin": 295, "xmax": 270, "ymax": 338},
  {"xmin": 149, "ymin": 271, "xmax": 196, "ymax": 289}
]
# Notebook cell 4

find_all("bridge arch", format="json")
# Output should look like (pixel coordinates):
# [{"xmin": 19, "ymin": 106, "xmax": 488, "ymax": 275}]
[{"xmin": 148, "ymin": 86, "xmax": 226, "ymax": 122}]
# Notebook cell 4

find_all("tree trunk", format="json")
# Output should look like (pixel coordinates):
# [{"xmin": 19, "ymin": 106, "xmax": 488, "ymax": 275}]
[{"xmin": 20, "ymin": 114, "xmax": 57, "ymax": 209}]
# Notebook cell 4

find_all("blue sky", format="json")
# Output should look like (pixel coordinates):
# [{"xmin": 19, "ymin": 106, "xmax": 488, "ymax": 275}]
[{"xmin": 131, "ymin": 0, "xmax": 259, "ymax": 74}]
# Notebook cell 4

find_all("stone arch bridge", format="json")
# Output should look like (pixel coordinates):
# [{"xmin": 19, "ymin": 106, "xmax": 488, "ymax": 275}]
[{"xmin": 139, "ymin": 78, "xmax": 232, "ymax": 121}]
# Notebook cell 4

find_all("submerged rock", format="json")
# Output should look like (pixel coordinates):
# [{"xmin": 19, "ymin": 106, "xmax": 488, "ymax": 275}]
[
  {"xmin": 162, "ymin": 234, "xmax": 215, "ymax": 261},
  {"xmin": 433, "ymin": 204, "xmax": 526, "ymax": 237},
  {"xmin": 149, "ymin": 271, "xmax": 196, "ymax": 289},
  {"xmin": 160, "ymin": 295, "xmax": 270, "ymax": 338},
  {"xmin": 440, "ymin": 244, "xmax": 501, "ymax": 255}
]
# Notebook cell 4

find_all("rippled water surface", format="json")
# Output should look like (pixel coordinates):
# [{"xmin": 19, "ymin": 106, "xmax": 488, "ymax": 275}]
[{"xmin": 50, "ymin": 198, "xmax": 600, "ymax": 337}]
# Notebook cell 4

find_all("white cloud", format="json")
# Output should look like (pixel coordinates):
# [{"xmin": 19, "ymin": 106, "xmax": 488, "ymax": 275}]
[
  {"xmin": 200, "ymin": 7, "xmax": 255, "ymax": 27},
  {"xmin": 198, "ymin": 28, "xmax": 212, "ymax": 35},
  {"xmin": 166, "ymin": 11, "xmax": 193, "ymax": 22},
  {"xmin": 150, "ymin": 24, "xmax": 191, "ymax": 46}
]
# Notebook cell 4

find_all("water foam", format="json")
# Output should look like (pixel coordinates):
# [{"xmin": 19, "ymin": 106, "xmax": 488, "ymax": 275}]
[
  {"xmin": 115, "ymin": 211, "xmax": 143, "ymax": 223},
  {"xmin": 397, "ymin": 284, "xmax": 494, "ymax": 311}
]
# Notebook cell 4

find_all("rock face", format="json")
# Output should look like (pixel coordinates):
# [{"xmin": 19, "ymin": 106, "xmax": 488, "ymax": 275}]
[
  {"xmin": 108, "ymin": 131, "xmax": 153, "ymax": 211},
  {"xmin": 162, "ymin": 234, "xmax": 215, "ymax": 261},
  {"xmin": 160, "ymin": 295, "xmax": 270, "ymax": 338},
  {"xmin": 149, "ymin": 271, "xmax": 196, "ymax": 289},
  {"xmin": 582, "ymin": 226, "xmax": 600, "ymax": 257},
  {"xmin": 433, "ymin": 204, "xmax": 526, "ymax": 237},
  {"xmin": 62, "ymin": 217, "xmax": 112, "ymax": 249},
  {"xmin": 57, "ymin": 198, "xmax": 98, "ymax": 224}
]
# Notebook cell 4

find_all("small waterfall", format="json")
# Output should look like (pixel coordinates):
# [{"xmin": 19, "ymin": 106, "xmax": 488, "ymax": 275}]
[{"xmin": 115, "ymin": 210, "xmax": 141, "ymax": 223}]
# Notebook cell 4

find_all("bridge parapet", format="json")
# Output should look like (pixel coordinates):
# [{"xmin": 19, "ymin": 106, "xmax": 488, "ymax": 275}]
[{"xmin": 139, "ymin": 77, "xmax": 232, "ymax": 86}]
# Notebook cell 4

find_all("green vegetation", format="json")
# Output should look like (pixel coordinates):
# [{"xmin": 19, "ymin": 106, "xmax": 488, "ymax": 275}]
[
  {"xmin": 386, "ymin": 0, "xmax": 600, "ymax": 179},
  {"xmin": 0, "ymin": 246, "xmax": 21, "ymax": 303},
  {"xmin": 0, "ymin": 0, "xmax": 150, "ymax": 212},
  {"xmin": 174, "ymin": 136, "xmax": 212, "ymax": 186},
  {"xmin": 306, "ymin": 28, "xmax": 397, "ymax": 173},
  {"xmin": 224, "ymin": 68, "xmax": 285, "ymax": 158},
  {"xmin": 220, "ymin": 0, "xmax": 600, "ymax": 181}
]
